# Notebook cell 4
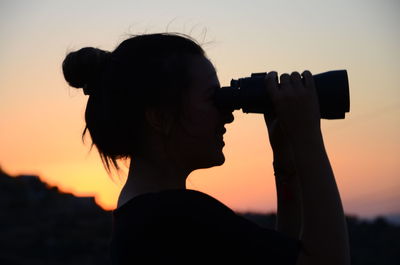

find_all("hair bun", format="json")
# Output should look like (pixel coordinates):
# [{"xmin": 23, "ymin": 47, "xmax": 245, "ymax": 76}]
[{"xmin": 62, "ymin": 47, "xmax": 110, "ymax": 91}]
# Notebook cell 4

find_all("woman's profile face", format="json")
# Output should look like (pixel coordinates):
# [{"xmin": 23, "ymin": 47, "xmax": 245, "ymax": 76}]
[{"xmin": 171, "ymin": 55, "xmax": 234, "ymax": 171}]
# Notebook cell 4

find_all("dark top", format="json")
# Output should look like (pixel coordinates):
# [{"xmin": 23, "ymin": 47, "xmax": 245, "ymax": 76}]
[{"xmin": 110, "ymin": 189, "xmax": 302, "ymax": 264}]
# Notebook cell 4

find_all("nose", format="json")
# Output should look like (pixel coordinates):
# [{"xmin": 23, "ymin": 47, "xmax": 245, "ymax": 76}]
[{"xmin": 221, "ymin": 109, "xmax": 234, "ymax": 124}]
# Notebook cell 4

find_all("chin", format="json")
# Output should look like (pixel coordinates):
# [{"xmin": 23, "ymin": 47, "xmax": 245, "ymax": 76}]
[
  {"xmin": 204, "ymin": 151, "xmax": 226, "ymax": 168},
  {"xmin": 191, "ymin": 151, "xmax": 225, "ymax": 170},
  {"xmin": 214, "ymin": 152, "xmax": 225, "ymax": 166}
]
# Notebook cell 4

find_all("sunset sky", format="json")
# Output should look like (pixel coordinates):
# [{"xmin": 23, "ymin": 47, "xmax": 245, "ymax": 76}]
[{"xmin": 1, "ymin": 0, "xmax": 399, "ymax": 218}]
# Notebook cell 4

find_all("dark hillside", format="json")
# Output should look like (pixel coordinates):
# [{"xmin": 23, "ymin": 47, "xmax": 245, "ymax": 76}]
[{"xmin": 0, "ymin": 167, "xmax": 112, "ymax": 265}]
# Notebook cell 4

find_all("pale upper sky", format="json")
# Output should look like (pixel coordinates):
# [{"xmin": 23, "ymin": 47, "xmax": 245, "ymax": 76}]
[{"xmin": 0, "ymin": 0, "xmax": 399, "ymax": 217}]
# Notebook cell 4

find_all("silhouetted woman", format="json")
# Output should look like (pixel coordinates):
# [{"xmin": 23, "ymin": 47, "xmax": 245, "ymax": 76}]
[{"xmin": 62, "ymin": 33, "xmax": 350, "ymax": 264}]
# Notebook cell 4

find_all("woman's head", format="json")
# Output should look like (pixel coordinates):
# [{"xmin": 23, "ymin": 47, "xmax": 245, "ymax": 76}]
[{"xmin": 62, "ymin": 33, "xmax": 233, "ymax": 176}]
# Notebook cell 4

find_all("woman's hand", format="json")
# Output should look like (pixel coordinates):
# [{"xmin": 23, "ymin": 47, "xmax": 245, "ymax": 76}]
[
  {"xmin": 264, "ymin": 70, "xmax": 322, "ymax": 180},
  {"xmin": 264, "ymin": 71, "xmax": 321, "ymax": 145}
]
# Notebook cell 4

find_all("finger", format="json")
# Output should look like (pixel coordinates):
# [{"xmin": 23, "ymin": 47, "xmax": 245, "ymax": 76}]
[
  {"xmin": 265, "ymin": 71, "xmax": 279, "ymax": 99},
  {"xmin": 301, "ymin": 70, "xmax": 316, "ymax": 90},
  {"xmin": 265, "ymin": 71, "xmax": 278, "ymax": 89},
  {"xmin": 279, "ymin": 73, "xmax": 290, "ymax": 88},
  {"xmin": 279, "ymin": 73, "xmax": 293, "ymax": 96},
  {"xmin": 290, "ymin": 71, "xmax": 302, "ymax": 89},
  {"xmin": 264, "ymin": 71, "xmax": 279, "ymax": 117}
]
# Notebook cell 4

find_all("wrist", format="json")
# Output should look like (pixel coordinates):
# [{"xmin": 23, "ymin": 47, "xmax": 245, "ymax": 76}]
[{"xmin": 273, "ymin": 160, "xmax": 297, "ymax": 185}]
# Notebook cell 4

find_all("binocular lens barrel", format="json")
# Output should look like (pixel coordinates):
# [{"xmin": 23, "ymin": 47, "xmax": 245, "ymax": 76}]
[{"xmin": 215, "ymin": 70, "xmax": 350, "ymax": 119}]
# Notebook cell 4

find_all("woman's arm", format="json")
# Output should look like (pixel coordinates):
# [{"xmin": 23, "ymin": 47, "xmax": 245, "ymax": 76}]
[
  {"xmin": 264, "ymin": 114, "xmax": 303, "ymax": 239},
  {"xmin": 293, "ymin": 128, "xmax": 350, "ymax": 265},
  {"xmin": 274, "ymin": 164, "xmax": 303, "ymax": 238},
  {"xmin": 274, "ymin": 162, "xmax": 303, "ymax": 238},
  {"xmin": 264, "ymin": 71, "xmax": 350, "ymax": 265}
]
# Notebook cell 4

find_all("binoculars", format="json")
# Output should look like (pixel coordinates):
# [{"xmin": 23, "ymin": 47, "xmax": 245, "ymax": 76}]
[{"xmin": 215, "ymin": 70, "xmax": 350, "ymax": 119}]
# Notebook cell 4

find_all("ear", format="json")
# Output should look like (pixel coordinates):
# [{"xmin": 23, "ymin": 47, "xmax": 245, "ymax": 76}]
[{"xmin": 145, "ymin": 108, "xmax": 175, "ymax": 135}]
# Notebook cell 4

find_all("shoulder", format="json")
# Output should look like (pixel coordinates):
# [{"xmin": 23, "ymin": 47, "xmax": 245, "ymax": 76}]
[
  {"xmin": 112, "ymin": 189, "xmax": 236, "ymax": 240},
  {"xmin": 113, "ymin": 189, "xmax": 235, "ymax": 223},
  {"xmin": 111, "ymin": 189, "xmax": 301, "ymax": 264},
  {"xmin": 112, "ymin": 189, "xmax": 238, "ymax": 262}
]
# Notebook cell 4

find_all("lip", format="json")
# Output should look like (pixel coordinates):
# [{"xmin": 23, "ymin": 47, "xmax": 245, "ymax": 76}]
[
  {"xmin": 217, "ymin": 128, "xmax": 226, "ymax": 146},
  {"xmin": 219, "ymin": 127, "xmax": 226, "ymax": 135}
]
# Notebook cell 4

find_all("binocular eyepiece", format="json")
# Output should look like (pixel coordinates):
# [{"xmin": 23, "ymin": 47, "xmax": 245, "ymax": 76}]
[{"xmin": 215, "ymin": 70, "xmax": 350, "ymax": 119}]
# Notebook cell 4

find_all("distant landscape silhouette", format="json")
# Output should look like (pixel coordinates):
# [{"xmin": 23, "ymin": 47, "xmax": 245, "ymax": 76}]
[{"xmin": 1, "ymin": 166, "xmax": 399, "ymax": 265}]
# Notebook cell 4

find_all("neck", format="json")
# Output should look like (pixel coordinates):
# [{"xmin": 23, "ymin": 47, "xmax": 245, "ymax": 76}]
[{"xmin": 117, "ymin": 155, "xmax": 190, "ymax": 208}]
